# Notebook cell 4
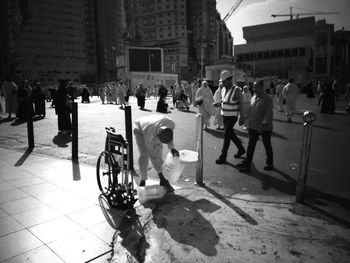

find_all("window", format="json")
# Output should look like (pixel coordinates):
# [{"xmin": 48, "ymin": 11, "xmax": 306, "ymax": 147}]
[{"xmin": 299, "ymin": 47, "xmax": 305, "ymax": 56}]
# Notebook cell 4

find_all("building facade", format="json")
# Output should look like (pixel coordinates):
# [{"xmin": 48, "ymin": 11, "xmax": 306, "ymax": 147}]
[
  {"xmin": 122, "ymin": 0, "xmax": 233, "ymax": 81},
  {"xmin": 0, "ymin": 0, "xmax": 98, "ymax": 85},
  {"xmin": 234, "ymin": 17, "xmax": 339, "ymax": 86}
]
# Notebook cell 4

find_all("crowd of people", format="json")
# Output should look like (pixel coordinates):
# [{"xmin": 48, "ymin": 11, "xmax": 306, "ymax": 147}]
[{"xmin": 0, "ymin": 77, "xmax": 47, "ymax": 122}]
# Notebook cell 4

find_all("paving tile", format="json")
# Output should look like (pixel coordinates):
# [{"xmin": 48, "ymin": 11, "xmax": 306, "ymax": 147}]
[
  {"xmin": 12, "ymin": 205, "xmax": 62, "ymax": 228},
  {"xmin": 87, "ymin": 221, "xmax": 117, "ymax": 244},
  {"xmin": 34, "ymin": 188, "xmax": 77, "ymax": 204},
  {"xmin": 0, "ymin": 167, "xmax": 32, "ymax": 181},
  {"xmin": 0, "ymin": 188, "xmax": 30, "ymax": 204},
  {"xmin": 48, "ymin": 195, "xmax": 94, "ymax": 214},
  {"xmin": 21, "ymin": 182, "xmax": 60, "ymax": 195},
  {"xmin": 1, "ymin": 245, "xmax": 64, "ymax": 263},
  {"xmin": 0, "ymin": 229, "xmax": 43, "ymax": 262},
  {"xmin": 8, "ymin": 177, "xmax": 45, "ymax": 188},
  {"xmin": 67, "ymin": 205, "xmax": 106, "ymax": 228},
  {"xmin": 0, "ymin": 181, "xmax": 16, "ymax": 192},
  {"xmin": 0, "ymin": 196, "xmax": 45, "ymax": 215},
  {"xmin": 0, "ymin": 208, "xmax": 8, "ymax": 218},
  {"xmin": 0, "ymin": 216, "xmax": 25, "ymax": 236},
  {"xmin": 29, "ymin": 216, "xmax": 83, "ymax": 244},
  {"xmin": 47, "ymin": 229, "xmax": 109, "ymax": 263}
]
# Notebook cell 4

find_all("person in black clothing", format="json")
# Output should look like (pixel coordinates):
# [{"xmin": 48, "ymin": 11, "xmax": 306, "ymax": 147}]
[
  {"xmin": 156, "ymin": 85, "xmax": 169, "ymax": 113},
  {"xmin": 320, "ymin": 81, "xmax": 335, "ymax": 114},
  {"xmin": 55, "ymin": 80, "xmax": 72, "ymax": 133},
  {"xmin": 32, "ymin": 82, "xmax": 46, "ymax": 117},
  {"xmin": 81, "ymin": 88, "xmax": 90, "ymax": 103},
  {"xmin": 16, "ymin": 80, "xmax": 34, "ymax": 122}
]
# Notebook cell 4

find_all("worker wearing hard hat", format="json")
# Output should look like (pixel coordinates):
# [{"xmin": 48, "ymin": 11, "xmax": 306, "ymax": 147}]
[{"xmin": 214, "ymin": 70, "xmax": 246, "ymax": 164}]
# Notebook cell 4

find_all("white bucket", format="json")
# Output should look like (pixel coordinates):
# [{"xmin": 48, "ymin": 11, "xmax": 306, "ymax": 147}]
[
  {"xmin": 162, "ymin": 152, "xmax": 185, "ymax": 183},
  {"xmin": 179, "ymin": 150, "xmax": 198, "ymax": 163},
  {"xmin": 137, "ymin": 185, "xmax": 167, "ymax": 204}
]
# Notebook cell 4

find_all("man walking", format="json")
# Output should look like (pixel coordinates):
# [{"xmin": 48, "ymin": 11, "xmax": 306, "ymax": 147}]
[
  {"xmin": 214, "ymin": 70, "xmax": 246, "ymax": 164},
  {"xmin": 133, "ymin": 115, "xmax": 180, "ymax": 192},
  {"xmin": 237, "ymin": 80, "xmax": 274, "ymax": 172},
  {"xmin": 282, "ymin": 78, "xmax": 299, "ymax": 122}
]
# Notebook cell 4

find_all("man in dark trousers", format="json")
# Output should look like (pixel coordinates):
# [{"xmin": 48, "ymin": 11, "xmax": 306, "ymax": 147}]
[
  {"xmin": 237, "ymin": 80, "xmax": 274, "ymax": 172},
  {"xmin": 214, "ymin": 70, "xmax": 246, "ymax": 164}
]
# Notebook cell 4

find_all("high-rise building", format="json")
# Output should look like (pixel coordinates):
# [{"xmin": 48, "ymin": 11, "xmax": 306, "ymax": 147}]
[
  {"xmin": 0, "ymin": 0, "xmax": 98, "ymax": 85},
  {"xmin": 122, "ymin": 0, "xmax": 233, "ymax": 80}
]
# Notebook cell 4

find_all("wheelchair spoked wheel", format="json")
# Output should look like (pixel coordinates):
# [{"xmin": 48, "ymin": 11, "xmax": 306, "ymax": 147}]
[{"xmin": 96, "ymin": 151, "xmax": 116, "ymax": 195}]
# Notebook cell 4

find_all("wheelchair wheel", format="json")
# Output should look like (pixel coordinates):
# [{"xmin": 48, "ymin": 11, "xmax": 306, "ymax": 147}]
[{"xmin": 96, "ymin": 151, "xmax": 115, "ymax": 195}]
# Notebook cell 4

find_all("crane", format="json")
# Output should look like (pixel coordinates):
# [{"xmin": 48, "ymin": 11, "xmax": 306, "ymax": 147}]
[
  {"xmin": 223, "ymin": 0, "xmax": 243, "ymax": 22},
  {"xmin": 271, "ymin": 6, "xmax": 339, "ymax": 20}
]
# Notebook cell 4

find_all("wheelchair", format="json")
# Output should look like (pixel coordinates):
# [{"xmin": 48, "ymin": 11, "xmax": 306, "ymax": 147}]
[{"xmin": 96, "ymin": 127, "xmax": 137, "ymax": 210}]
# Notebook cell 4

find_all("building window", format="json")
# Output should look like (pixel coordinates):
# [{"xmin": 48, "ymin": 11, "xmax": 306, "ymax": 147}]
[{"xmin": 299, "ymin": 47, "xmax": 305, "ymax": 56}]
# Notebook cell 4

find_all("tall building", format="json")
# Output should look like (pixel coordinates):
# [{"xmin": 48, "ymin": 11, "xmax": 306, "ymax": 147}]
[
  {"xmin": 122, "ymin": 0, "xmax": 233, "ymax": 81},
  {"xmin": 234, "ymin": 17, "xmax": 337, "ymax": 86},
  {"xmin": 0, "ymin": 0, "xmax": 97, "ymax": 85}
]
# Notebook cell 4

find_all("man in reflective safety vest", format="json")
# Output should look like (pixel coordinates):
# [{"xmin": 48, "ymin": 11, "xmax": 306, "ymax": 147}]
[{"xmin": 214, "ymin": 70, "xmax": 246, "ymax": 164}]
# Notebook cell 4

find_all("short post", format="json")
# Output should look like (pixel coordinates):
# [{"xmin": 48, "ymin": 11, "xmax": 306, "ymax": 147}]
[
  {"xmin": 296, "ymin": 111, "xmax": 316, "ymax": 203},
  {"xmin": 71, "ymin": 102, "xmax": 78, "ymax": 160},
  {"xmin": 195, "ymin": 114, "xmax": 204, "ymax": 186},
  {"xmin": 124, "ymin": 105, "xmax": 134, "ymax": 170},
  {"xmin": 26, "ymin": 100, "xmax": 34, "ymax": 149}
]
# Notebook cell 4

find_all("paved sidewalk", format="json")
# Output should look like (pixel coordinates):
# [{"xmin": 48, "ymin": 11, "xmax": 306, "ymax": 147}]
[
  {"xmin": 0, "ymin": 147, "xmax": 167, "ymax": 263},
  {"xmin": 1, "ymin": 147, "xmax": 349, "ymax": 263}
]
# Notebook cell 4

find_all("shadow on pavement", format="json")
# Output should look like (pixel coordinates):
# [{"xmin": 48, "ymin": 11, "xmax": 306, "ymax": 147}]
[
  {"xmin": 52, "ymin": 132, "xmax": 72, "ymax": 147},
  {"xmin": 144, "ymin": 194, "xmax": 220, "ymax": 257},
  {"xmin": 14, "ymin": 148, "xmax": 33, "ymax": 166},
  {"xmin": 0, "ymin": 117, "xmax": 14, "ymax": 124},
  {"xmin": 98, "ymin": 195, "xmax": 147, "ymax": 262},
  {"xmin": 204, "ymin": 185, "xmax": 258, "ymax": 225}
]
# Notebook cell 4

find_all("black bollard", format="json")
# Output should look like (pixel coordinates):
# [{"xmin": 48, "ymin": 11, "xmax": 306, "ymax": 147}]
[
  {"xmin": 124, "ymin": 105, "xmax": 134, "ymax": 171},
  {"xmin": 26, "ymin": 100, "xmax": 34, "ymax": 149},
  {"xmin": 72, "ymin": 102, "xmax": 78, "ymax": 160},
  {"xmin": 195, "ymin": 114, "xmax": 204, "ymax": 186}
]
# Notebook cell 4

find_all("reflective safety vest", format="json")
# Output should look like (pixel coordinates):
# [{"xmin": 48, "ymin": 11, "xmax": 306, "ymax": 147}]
[{"xmin": 221, "ymin": 86, "xmax": 240, "ymax": 116}]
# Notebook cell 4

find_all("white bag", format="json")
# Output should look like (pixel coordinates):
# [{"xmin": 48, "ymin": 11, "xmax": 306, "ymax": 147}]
[
  {"xmin": 162, "ymin": 152, "xmax": 185, "ymax": 183},
  {"xmin": 137, "ymin": 185, "xmax": 167, "ymax": 204}
]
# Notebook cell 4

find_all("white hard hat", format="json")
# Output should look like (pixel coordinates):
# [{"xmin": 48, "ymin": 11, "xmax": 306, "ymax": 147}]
[{"xmin": 219, "ymin": 70, "xmax": 233, "ymax": 82}]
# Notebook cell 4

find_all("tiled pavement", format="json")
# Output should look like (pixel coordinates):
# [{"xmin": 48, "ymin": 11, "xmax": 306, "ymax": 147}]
[{"xmin": 0, "ymin": 147, "xmax": 163, "ymax": 263}]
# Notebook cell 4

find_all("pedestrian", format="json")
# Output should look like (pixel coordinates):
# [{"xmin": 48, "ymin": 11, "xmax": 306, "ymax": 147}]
[
  {"xmin": 242, "ymin": 85, "xmax": 252, "ymax": 129},
  {"xmin": 332, "ymin": 79, "xmax": 339, "ymax": 101},
  {"xmin": 214, "ymin": 70, "xmax": 246, "ymax": 164},
  {"xmin": 1, "ymin": 76, "xmax": 18, "ymax": 120},
  {"xmin": 213, "ymin": 81, "xmax": 224, "ymax": 130},
  {"xmin": 275, "ymin": 79, "xmax": 285, "ymax": 112},
  {"xmin": 99, "ymin": 84, "xmax": 106, "ymax": 104},
  {"xmin": 133, "ymin": 115, "xmax": 180, "ymax": 192},
  {"xmin": 237, "ymin": 80, "xmax": 274, "ymax": 172},
  {"xmin": 320, "ymin": 81, "xmax": 335, "ymax": 114},
  {"xmin": 177, "ymin": 89, "xmax": 190, "ymax": 111},
  {"xmin": 32, "ymin": 82, "xmax": 46, "ymax": 117},
  {"xmin": 135, "ymin": 83, "xmax": 146, "ymax": 109},
  {"xmin": 16, "ymin": 80, "xmax": 33, "ymax": 122},
  {"xmin": 282, "ymin": 78, "xmax": 299, "ymax": 122},
  {"xmin": 117, "ymin": 83, "xmax": 126, "ymax": 109},
  {"xmin": 191, "ymin": 80, "xmax": 199, "ymax": 107},
  {"xmin": 124, "ymin": 84, "xmax": 131, "ymax": 105},
  {"xmin": 81, "ymin": 87, "xmax": 90, "ymax": 103},
  {"xmin": 317, "ymin": 81, "xmax": 324, "ymax": 105},
  {"xmin": 55, "ymin": 80, "xmax": 72, "ymax": 134},
  {"xmin": 195, "ymin": 80, "xmax": 215, "ymax": 129}
]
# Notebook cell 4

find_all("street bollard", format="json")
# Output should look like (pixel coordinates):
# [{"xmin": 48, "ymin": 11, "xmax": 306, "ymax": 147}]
[
  {"xmin": 72, "ymin": 102, "xmax": 78, "ymax": 160},
  {"xmin": 124, "ymin": 105, "xmax": 134, "ymax": 171},
  {"xmin": 26, "ymin": 100, "xmax": 34, "ymax": 149},
  {"xmin": 195, "ymin": 114, "xmax": 205, "ymax": 186},
  {"xmin": 296, "ymin": 111, "xmax": 316, "ymax": 203}
]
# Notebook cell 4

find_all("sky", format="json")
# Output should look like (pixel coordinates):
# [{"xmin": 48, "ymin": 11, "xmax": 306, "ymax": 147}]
[{"xmin": 216, "ymin": 0, "xmax": 350, "ymax": 45}]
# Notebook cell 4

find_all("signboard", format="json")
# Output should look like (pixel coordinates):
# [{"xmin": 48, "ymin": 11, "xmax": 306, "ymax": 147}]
[{"xmin": 128, "ymin": 47, "xmax": 163, "ymax": 72}]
